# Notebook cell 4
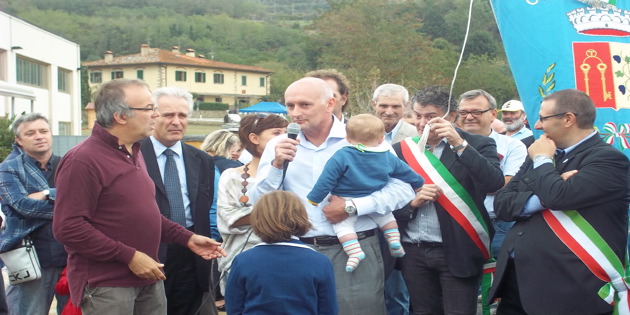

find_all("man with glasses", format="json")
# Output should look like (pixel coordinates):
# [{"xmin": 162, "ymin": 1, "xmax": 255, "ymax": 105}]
[
  {"xmin": 139, "ymin": 87, "xmax": 216, "ymax": 315},
  {"xmin": 499, "ymin": 100, "xmax": 535, "ymax": 148},
  {"xmin": 458, "ymin": 90, "xmax": 527, "ymax": 259},
  {"xmin": 391, "ymin": 86, "xmax": 504, "ymax": 315},
  {"xmin": 489, "ymin": 89, "xmax": 629, "ymax": 314},
  {"xmin": 53, "ymin": 79, "xmax": 225, "ymax": 315}
]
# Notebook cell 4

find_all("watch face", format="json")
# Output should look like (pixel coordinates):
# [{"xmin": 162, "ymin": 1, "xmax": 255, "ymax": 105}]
[{"xmin": 345, "ymin": 206, "xmax": 357, "ymax": 215}]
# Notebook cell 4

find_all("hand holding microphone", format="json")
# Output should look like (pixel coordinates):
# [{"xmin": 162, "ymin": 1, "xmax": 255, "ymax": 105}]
[{"xmin": 272, "ymin": 122, "xmax": 301, "ymax": 170}]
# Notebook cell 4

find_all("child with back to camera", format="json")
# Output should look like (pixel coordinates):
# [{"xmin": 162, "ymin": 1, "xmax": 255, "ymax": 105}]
[
  {"xmin": 225, "ymin": 191, "xmax": 337, "ymax": 315},
  {"xmin": 307, "ymin": 114, "xmax": 424, "ymax": 272}
]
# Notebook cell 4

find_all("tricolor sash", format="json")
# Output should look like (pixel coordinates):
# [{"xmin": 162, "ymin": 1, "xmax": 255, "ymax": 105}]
[
  {"xmin": 400, "ymin": 136, "xmax": 495, "ymax": 314},
  {"xmin": 542, "ymin": 209, "xmax": 630, "ymax": 314}
]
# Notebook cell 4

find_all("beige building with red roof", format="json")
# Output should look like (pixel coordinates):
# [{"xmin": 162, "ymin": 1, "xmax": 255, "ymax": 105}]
[{"xmin": 83, "ymin": 44, "xmax": 273, "ymax": 109}]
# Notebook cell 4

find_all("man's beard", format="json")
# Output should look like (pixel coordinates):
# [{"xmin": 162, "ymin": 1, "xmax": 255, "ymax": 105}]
[{"xmin": 504, "ymin": 114, "xmax": 525, "ymax": 132}]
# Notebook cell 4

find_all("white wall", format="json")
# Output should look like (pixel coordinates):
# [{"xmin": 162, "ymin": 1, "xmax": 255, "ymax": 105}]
[{"xmin": 0, "ymin": 11, "xmax": 81, "ymax": 135}]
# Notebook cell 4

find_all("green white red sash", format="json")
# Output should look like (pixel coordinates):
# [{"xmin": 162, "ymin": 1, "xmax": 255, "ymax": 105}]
[
  {"xmin": 400, "ymin": 137, "xmax": 491, "ymax": 258},
  {"xmin": 400, "ymin": 136, "xmax": 495, "ymax": 315},
  {"xmin": 543, "ymin": 209, "xmax": 630, "ymax": 314}
]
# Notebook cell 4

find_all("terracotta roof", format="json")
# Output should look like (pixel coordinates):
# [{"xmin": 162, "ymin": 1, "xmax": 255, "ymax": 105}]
[{"xmin": 83, "ymin": 48, "xmax": 273, "ymax": 74}]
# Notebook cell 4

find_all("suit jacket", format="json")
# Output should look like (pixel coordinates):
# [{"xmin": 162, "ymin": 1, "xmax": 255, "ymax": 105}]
[
  {"xmin": 392, "ymin": 130, "xmax": 504, "ymax": 277},
  {"xmin": 489, "ymin": 133, "xmax": 630, "ymax": 315},
  {"xmin": 392, "ymin": 121, "xmax": 418, "ymax": 144},
  {"xmin": 140, "ymin": 138, "xmax": 215, "ymax": 290}
]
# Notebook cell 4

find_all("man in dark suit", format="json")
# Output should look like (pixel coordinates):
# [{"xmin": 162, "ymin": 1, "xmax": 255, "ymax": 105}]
[
  {"xmin": 490, "ymin": 89, "xmax": 630, "ymax": 315},
  {"xmin": 140, "ymin": 87, "xmax": 216, "ymax": 315},
  {"xmin": 391, "ymin": 86, "xmax": 504, "ymax": 315}
]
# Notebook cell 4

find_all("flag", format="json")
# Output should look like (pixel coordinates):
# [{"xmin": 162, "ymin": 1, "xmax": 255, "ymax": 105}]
[{"xmin": 490, "ymin": 0, "xmax": 630, "ymax": 158}]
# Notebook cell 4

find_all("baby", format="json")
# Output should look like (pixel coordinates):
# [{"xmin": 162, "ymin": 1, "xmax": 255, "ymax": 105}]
[{"xmin": 307, "ymin": 114, "xmax": 424, "ymax": 272}]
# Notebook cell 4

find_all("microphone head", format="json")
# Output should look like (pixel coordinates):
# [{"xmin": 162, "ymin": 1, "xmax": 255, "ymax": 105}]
[{"xmin": 287, "ymin": 123, "xmax": 301, "ymax": 139}]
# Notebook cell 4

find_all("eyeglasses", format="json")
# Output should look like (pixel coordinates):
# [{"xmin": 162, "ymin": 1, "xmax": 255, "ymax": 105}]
[
  {"xmin": 250, "ymin": 113, "xmax": 270, "ymax": 133},
  {"xmin": 128, "ymin": 105, "xmax": 157, "ymax": 112},
  {"xmin": 538, "ymin": 112, "xmax": 577, "ymax": 122},
  {"xmin": 457, "ymin": 108, "xmax": 492, "ymax": 118}
]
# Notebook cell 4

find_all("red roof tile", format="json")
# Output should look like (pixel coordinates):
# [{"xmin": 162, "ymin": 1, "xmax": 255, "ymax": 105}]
[{"xmin": 83, "ymin": 48, "xmax": 273, "ymax": 74}]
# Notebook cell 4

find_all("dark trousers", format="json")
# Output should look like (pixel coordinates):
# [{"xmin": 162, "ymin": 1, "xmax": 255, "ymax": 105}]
[
  {"xmin": 401, "ymin": 243, "xmax": 480, "ymax": 315},
  {"xmin": 164, "ymin": 243, "xmax": 204, "ymax": 315},
  {"xmin": 495, "ymin": 258, "xmax": 527, "ymax": 315}
]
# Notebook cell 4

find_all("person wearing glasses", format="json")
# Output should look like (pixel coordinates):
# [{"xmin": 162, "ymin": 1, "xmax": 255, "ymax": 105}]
[
  {"xmin": 390, "ymin": 85, "xmax": 504, "ymax": 315},
  {"xmin": 216, "ymin": 113, "xmax": 287, "ymax": 298},
  {"xmin": 53, "ymin": 79, "xmax": 226, "ymax": 315},
  {"xmin": 489, "ymin": 89, "xmax": 630, "ymax": 315},
  {"xmin": 458, "ymin": 89, "xmax": 527, "ymax": 260}
]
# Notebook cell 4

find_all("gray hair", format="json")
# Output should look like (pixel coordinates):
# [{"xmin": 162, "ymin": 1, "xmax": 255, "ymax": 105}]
[
  {"xmin": 12, "ymin": 113, "xmax": 51, "ymax": 138},
  {"xmin": 153, "ymin": 87, "xmax": 194, "ymax": 112},
  {"xmin": 411, "ymin": 86, "xmax": 458, "ymax": 114},
  {"xmin": 458, "ymin": 89, "xmax": 497, "ymax": 110},
  {"xmin": 200, "ymin": 130, "xmax": 240, "ymax": 159},
  {"xmin": 93, "ymin": 79, "xmax": 149, "ymax": 128},
  {"xmin": 372, "ymin": 84, "xmax": 409, "ymax": 105}
]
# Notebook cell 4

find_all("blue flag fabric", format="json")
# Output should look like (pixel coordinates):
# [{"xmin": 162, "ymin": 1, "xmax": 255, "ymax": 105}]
[{"xmin": 490, "ymin": 0, "xmax": 630, "ymax": 157}]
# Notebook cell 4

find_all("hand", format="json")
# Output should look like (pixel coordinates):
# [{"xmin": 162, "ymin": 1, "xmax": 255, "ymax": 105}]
[
  {"xmin": 272, "ymin": 138, "xmax": 299, "ymax": 169},
  {"xmin": 322, "ymin": 195, "xmax": 347, "ymax": 223},
  {"xmin": 410, "ymin": 184, "xmax": 442, "ymax": 208},
  {"xmin": 187, "ymin": 234, "xmax": 227, "ymax": 260},
  {"xmin": 427, "ymin": 117, "xmax": 464, "ymax": 147},
  {"xmin": 560, "ymin": 170, "xmax": 578, "ymax": 181},
  {"xmin": 128, "ymin": 251, "xmax": 166, "ymax": 280},
  {"xmin": 27, "ymin": 191, "xmax": 48, "ymax": 200},
  {"xmin": 528, "ymin": 134, "xmax": 556, "ymax": 159}
]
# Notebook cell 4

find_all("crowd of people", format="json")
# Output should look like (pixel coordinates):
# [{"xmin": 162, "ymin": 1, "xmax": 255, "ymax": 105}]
[{"xmin": 0, "ymin": 68, "xmax": 628, "ymax": 315}]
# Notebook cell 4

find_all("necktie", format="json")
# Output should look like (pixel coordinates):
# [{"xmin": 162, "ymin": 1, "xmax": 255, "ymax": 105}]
[
  {"xmin": 555, "ymin": 149, "xmax": 566, "ymax": 162},
  {"xmin": 163, "ymin": 149, "xmax": 186, "ymax": 226}
]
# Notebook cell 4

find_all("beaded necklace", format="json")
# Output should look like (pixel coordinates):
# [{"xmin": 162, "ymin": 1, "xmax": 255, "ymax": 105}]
[{"xmin": 239, "ymin": 163, "xmax": 251, "ymax": 206}]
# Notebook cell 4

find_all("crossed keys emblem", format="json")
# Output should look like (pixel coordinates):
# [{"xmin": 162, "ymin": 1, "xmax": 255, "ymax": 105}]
[{"xmin": 580, "ymin": 49, "xmax": 613, "ymax": 102}]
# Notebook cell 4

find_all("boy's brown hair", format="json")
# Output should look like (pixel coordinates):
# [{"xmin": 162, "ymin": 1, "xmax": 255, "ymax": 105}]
[
  {"xmin": 251, "ymin": 191, "xmax": 312, "ymax": 243},
  {"xmin": 346, "ymin": 114, "xmax": 385, "ymax": 145}
]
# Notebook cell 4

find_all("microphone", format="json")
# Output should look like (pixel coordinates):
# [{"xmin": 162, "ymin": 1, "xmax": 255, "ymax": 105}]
[{"xmin": 283, "ymin": 123, "xmax": 301, "ymax": 173}]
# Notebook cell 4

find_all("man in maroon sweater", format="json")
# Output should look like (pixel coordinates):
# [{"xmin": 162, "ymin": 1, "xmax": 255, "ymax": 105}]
[{"xmin": 53, "ymin": 79, "xmax": 225, "ymax": 315}]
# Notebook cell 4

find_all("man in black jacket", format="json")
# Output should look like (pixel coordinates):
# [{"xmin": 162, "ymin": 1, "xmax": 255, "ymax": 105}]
[
  {"xmin": 490, "ymin": 89, "xmax": 630, "ymax": 315},
  {"xmin": 140, "ymin": 87, "xmax": 216, "ymax": 315}
]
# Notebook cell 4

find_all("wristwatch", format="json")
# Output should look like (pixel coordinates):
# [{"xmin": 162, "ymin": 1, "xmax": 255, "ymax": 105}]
[
  {"xmin": 533, "ymin": 154, "xmax": 553, "ymax": 164},
  {"xmin": 42, "ymin": 189, "xmax": 50, "ymax": 200},
  {"xmin": 450, "ymin": 140, "xmax": 468, "ymax": 152},
  {"xmin": 345, "ymin": 200, "xmax": 357, "ymax": 216}
]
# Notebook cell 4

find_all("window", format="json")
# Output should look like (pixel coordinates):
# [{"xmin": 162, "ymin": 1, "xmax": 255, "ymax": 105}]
[
  {"xmin": 16, "ymin": 57, "xmax": 45, "ymax": 87},
  {"xmin": 195, "ymin": 72, "xmax": 206, "ymax": 83},
  {"xmin": 58, "ymin": 122, "xmax": 71, "ymax": 135},
  {"xmin": 215, "ymin": 97, "xmax": 222, "ymax": 103},
  {"xmin": 260, "ymin": 77, "xmax": 265, "ymax": 87},
  {"xmin": 58, "ymin": 68, "xmax": 71, "ymax": 93},
  {"xmin": 136, "ymin": 70, "xmax": 144, "ymax": 80},
  {"xmin": 90, "ymin": 72, "xmax": 102, "ymax": 83},
  {"xmin": 175, "ymin": 70, "xmax": 187, "ymax": 82},
  {"xmin": 111, "ymin": 71, "xmax": 123, "ymax": 79},
  {"xmin": 241, "ymin": 75, "xmax": 247, "ymax": 86},
  {"xmin": 0, "ymin": 50, "xmax": 6, "ymax": 81},
  {"xmin": 213, "ymin": 73, "xmax": 224, "ymax": 84}
]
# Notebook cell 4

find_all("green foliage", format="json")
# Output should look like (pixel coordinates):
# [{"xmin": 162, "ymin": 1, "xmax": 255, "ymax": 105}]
[
  {"xmin": 0, "ymin": 116, "xmax": 15, "ymax": 161},
  {"xmin": 198, "ymin": 102, "xmax": 228, "ymax": 111}
]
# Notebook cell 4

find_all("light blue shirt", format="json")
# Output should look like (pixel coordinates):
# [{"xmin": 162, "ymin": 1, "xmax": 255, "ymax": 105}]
[
  {"xmin": 521, "ymin": 130, "xmax": 598, "ymax": 216},
  {"xmin": 484, "ymin": 131, "xmax": 527, "ymax": 218},
  {"xmin": 509, "ymin": 126, "xmax": 533, "ymax": 141},
  {"xmin": 250, "ymin": 116, "xmax": 415, "ymax": 237},
  {"xmin": 402, "ymin": 140, "xmax": 448, "ymax": 243},
  {"xmin": 150, "ymin": 137, "xmax": 193, "ymax": 227},
  {"xmin": 385, "ymin": 120, "xmax": 403, "ymax": 144}
]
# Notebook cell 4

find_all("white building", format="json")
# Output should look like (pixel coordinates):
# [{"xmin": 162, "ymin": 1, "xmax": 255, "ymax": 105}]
[{"xmin": 0, "ymin": 11, "xmax": 81, "ymax": 135}]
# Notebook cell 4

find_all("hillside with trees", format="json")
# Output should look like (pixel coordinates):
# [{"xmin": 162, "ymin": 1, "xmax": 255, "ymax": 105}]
[{"xmin": 0, "ymin": 0, "xmax": 517, "ymax": 113}]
